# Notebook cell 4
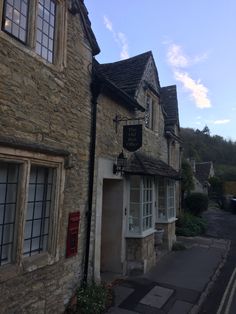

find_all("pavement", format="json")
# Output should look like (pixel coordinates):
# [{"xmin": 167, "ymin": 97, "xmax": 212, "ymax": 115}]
[{"xmin": 106, "ymin": 236, "xmax": 230, "ymax": 314}]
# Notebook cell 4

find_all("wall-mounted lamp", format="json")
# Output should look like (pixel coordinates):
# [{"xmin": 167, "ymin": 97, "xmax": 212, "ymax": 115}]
[{"xmin": 113, "ymin": 151, "xmax": 127, "ymax": 175}]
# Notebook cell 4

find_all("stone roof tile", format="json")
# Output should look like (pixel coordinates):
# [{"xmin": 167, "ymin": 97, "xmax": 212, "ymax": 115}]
[
  {"xmin": 195, "ymin": 162, "xmax": 213, "ymax": 185},
  {"xmin": 96, "ymin": 51, "xmax": 152, "ymax": 98},
  {"xmin": 125, "ymin": 152, "xmax": 180, "ymax": 179}
]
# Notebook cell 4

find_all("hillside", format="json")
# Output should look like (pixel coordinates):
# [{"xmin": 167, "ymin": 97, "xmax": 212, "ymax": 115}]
[{"xmin": 180, "ymin": 127, "xmax": 236, "ymax": 180}]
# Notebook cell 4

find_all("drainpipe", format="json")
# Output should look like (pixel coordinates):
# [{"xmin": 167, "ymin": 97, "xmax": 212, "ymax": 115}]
[{"xmin": 83, "ymin": 68, "xmax": 101, "ymax": 284}]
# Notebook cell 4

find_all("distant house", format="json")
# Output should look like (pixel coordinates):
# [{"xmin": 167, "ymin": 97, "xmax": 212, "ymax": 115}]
[{"xmin": 190, "ymin": 160, "xmax": 215, "ymax": 194}]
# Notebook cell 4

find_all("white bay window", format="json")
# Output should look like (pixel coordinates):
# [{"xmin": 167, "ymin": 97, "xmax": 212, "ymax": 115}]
[
  {"xmin": 128, "ymin": 176, "xmax": 154, "ymax": 236},
  {"xmin": 157, "ymin": 178, "xmax": 176, "ymax": 222}
]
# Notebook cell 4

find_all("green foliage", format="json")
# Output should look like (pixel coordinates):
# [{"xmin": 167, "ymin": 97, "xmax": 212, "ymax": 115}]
[
  {"xmin": 76, "ymin": 283, "xmax": 112, "ymax": 314},
  {"xmin": 181, "ymin": 159, "xmax": 195, "ymax": 194},
  {"xmin": 181, "ymin": 127, "xmax": 236, "ymax": 171},
  {"xmin": 185, "ymin": 192, "xmax": 208, "ymax": 216},
  {"xmin": 176, "ymin": 212, "xmax": 207, "ymax": 236},
  {"xmin": 208, "ymin": 176, "xmax": 224, "ymax": 207},
  {"xmin": 216, "ymin": 164, "xmax": 236, "ymax": 181}
]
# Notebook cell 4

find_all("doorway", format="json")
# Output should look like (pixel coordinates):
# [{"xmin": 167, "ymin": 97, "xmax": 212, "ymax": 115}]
[{"xmin": 101, "ymin": 179, "xmax": 124, "ymax": 277}]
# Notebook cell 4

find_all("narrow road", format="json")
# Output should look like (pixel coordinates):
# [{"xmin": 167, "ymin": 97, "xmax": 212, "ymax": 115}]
[{"xmin": 199, "ymin": 206, "xmax": 236, "ymax": 314}]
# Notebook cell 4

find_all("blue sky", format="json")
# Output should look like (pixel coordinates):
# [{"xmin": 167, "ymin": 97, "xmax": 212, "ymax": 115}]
[{"xmin": 85, "ymin": 0, "xmax": 236, "ymax": 140}]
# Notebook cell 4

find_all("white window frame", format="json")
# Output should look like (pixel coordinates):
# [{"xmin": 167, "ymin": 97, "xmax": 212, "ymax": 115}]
[
  {"xmin": 0, "ymin": 0, "xmax": 66, "ymax": 67},
  {"xmin": 127, "ymin": 175, "xmax": 155, "ymax": 237},
  {"xmin": 156, "ymin": 178, "xmax": 176, "ymax": 223},
  {"xmin": 0, "ymin": 146, "xmax": 64, "ymax": 279}
]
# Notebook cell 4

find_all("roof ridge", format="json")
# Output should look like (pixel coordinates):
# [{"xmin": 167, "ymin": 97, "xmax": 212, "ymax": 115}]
[{"xmin": 98, "ymin": 51, "xmax": 152, "ymax": 66}]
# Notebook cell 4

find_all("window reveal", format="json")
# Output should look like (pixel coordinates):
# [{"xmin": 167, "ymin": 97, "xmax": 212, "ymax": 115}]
[
  {"xmin": 145, "ymin": 95, "xmax": 153, "ymax": 129},
  {"xmin": 167, "ymin": 180, "xmax": 175, "ymax": 218},
  {"xmin": 142, "ymin": 177, "xmax": 153, "ymax": 231},
  {"xmin": 158, "ymin": 178, "xmax": 166, "ymax": 220}
]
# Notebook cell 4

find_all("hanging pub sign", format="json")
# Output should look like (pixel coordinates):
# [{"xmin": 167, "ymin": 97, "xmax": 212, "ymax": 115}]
[{"xmin": 123, "ymin": 124, "xmax": 142, "ymax": 152}]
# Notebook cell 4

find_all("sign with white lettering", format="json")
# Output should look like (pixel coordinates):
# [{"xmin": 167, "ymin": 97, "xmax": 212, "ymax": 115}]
[{"xmin": 123, "ymin": 124, "xmax": 142, "ymax": 152}]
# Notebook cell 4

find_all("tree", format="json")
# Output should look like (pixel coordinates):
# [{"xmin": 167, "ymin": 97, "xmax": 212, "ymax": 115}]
[
  {"xmin": 181, "ymin": 159, "xmax": 195, "ymax": 208},
  {"xmin": 202, "ymin": 125, "xmax": 210, "ymax": 136},
  {"xmin": 208, "ymin": 176, "xmax": 224, "ymax": 208}
]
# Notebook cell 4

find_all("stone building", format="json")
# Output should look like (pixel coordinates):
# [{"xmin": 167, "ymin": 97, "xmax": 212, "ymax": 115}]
[
  {"xmin": 190, "ymin": 160, "xmax": 215, "ymax": 194},
  {"xmin": 91, "ymin": 51, "xmax": 181, "ymax": 280},
  {"xmin": 0, "ymin": 0, "xmax": 182, "ymax": 311},
  {"xmin": 0, "ymin": 0, "xmax": 100, "ymax": 312}
]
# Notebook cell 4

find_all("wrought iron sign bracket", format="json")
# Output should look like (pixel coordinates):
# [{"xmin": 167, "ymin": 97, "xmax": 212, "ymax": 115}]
[{"xmin": 113, "ymin": 115, "xmax": 144, "ymax": 133}]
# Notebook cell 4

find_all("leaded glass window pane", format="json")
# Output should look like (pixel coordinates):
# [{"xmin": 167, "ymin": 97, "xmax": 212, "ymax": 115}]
[
  {"xmin": 35, "ymin": 0, "xmax": 56, "ymax": 63},
  {"xmin": 2, "ymin": 0, "xmax": 28, "ymax": 43},
  {"xmin": 23, "ymin": 165, "xmax": 54, "ymax": 257},
  {"xmin": 0, "ymin": 162, "xmax": 19, "ymax": 266}
]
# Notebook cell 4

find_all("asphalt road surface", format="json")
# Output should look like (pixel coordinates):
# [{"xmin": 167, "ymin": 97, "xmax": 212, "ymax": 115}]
[{"xmin": 199, "ymin": 206, "xmax": 236, "ymax": 314}]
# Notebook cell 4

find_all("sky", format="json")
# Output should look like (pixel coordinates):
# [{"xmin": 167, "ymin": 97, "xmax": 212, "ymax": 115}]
[{"xmin": 85, "ymin": 0, "xmax": 236, "ymax": 141}]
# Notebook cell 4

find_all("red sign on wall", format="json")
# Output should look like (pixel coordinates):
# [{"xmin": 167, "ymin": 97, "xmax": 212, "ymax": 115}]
[{"xmin": 66, "ymin": 212, "xmax": 80, "ymax": 258}]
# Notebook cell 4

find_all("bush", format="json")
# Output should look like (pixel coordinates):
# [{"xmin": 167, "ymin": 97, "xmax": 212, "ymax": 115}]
[
  {"xmin": 185, "ymin": 192, "xmax": 208, "ymax": 216},
  {"xmin": 77, "ymin": 283, "xmax": 112, "ymax": 314},
  {"xmin": 176, "ymin": 212, "xmax": 207, "ymax": 237},
  {"xmin": 65, "ymin": 282, "xmax": 113, "ymax": 314}
]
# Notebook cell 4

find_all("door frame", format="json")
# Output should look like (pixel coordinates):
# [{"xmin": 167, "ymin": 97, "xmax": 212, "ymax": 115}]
[{"xmin": 94, "ymin": 157, "xmax": 127, "ymax": 282}]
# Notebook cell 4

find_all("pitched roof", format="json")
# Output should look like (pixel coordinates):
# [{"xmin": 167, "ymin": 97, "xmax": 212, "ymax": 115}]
[
  {"xmin": 160, "ymin": 85, "xmax": 179, "ymax": 127},
  {"xmin": 195, "ymin": 162, "xmax": 213, "ymax": 185},
  {"xmin": 125, "ymin": 152, "xmax": 180, "ymax": 179},
  {"xmin": 96, "ymin": 51, "xmax": 152, "ymax": 98},
  {"xmin": 69, "ymin": 0, "xmax": 100, "ymax": 55},
  {"xmin": 94, "ymin": 60, "xmax": 144, "ymax": 112}
]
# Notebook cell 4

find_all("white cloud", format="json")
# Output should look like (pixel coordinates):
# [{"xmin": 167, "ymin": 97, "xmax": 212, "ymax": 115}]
[
  {"xmin": 193, "ymin": 52, "xmax": 208, "ymax": 64},
  {"xmin": 175, "ymin": 71, "xmax": 211, "ymax": 109},
  {"xmin": 213, "ymin": 119, "xmax": 230, "ymax": 125},
  {"xmin": 103, "ymin": 16, "xmax": 113, "ymax": 32},
  {"xmin": 167, "ymin": 44, "xmax": 189, "ymax": 68},
  {"xmin": 166, "ymin": 43, "xmax": 211, "ymax": 109},
  {"xmin": 117, "ymin": 32, "xmax": 129, "ymax": 60},
  {"xmin": 103, "ymin": 16, "xmax": 129, "ymax": 60},
  {"xmin": 167, "ymin": 44, "xmax": 208, "ymax": 68}
]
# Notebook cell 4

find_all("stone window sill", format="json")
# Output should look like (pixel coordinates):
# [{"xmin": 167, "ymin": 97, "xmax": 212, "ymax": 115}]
[
  {"xmin": 22, "ymin": 252, "xmax": 58, "ymax": 273},
  {"xmin": 0, "ymin": 31, "xmax": 65, "ymax": 73},
  {"xmin": 125, "ymin": 228, "xmax": 155, "ymax": 239},
  {"xmin": 157, "ymin": 217, "xmax": 178, "ymax": 224}
]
